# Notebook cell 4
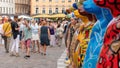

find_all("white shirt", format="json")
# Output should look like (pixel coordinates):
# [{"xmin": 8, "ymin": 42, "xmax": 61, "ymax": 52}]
[
  {"xmin": 18, "ymin": 21, "xmax": 25, "ymax": 31},
  {"xmin": 31, "ymin": 23, "xmax": 39, "ymax": 34},
  {"xmin": 55, "ymin": 27, "xmax": 64, "ymax": 36}
]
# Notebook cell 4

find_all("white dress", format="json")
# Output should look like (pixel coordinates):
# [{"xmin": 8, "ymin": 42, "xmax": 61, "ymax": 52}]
[{"xmin": 31, "ymin": 23, "xmax": 39, "ymax": 41}]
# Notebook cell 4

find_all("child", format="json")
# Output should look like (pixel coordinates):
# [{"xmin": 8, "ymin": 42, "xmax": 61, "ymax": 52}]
[{"xmin": 23, "ymin": 20, "xmax": 32, "ymax": 59}]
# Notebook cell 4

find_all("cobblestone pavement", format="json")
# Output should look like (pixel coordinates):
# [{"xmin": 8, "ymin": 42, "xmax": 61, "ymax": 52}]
[{"xmin": 0, "ymin": 43, "xmax": 65, "ymax": 68}]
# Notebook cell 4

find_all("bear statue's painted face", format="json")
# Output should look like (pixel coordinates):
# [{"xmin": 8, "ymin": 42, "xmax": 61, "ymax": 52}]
[
  {"xmin": 83, "ymin": 0, "xmax": 101, "ymax": 15},
  {"xmin": 94, "ymin": 0, "xmax": 120, "ymax": 17}
]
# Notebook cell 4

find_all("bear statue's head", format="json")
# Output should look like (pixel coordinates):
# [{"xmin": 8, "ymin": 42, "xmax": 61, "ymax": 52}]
[{"xmin": 83, "ymin": 0, "xmax": 113, "ymax": 22}]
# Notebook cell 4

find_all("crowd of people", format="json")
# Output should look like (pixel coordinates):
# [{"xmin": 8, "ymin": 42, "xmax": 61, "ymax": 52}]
[{"xmin": 0, "ymin": 16, "xmax": 67, "ymax": 59}]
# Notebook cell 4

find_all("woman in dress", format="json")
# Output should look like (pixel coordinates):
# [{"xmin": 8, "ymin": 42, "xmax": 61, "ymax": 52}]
[
  {"xmin": 31, "ymin": 21, "xmax": 40, "ymax": 53},
  {"xmin": 49, "ymin": 22, "xmax": 56, "ymax": 47},
  {"xmin": 40, "ymin": 20, "xmax": 50, "ymax": 55}
]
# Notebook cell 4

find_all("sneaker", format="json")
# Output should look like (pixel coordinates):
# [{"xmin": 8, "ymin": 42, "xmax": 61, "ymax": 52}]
[
  {"xmin": 24, "ymin": 55, "xmax": 30, "ymax": 59},
  {"xmin": 6, "ymin": 51, "xmax": 9, "ymax": 53},
  {"xmin": 15, "ymin": 53, "xmax": 20, "ymax": 57},
  {"xmin": 41, "ymin": 52, "xmax": 44, "ymax": 55},
  {"xmin": 10, "ymin": 53, "xmax": 15, "ymax": 57},
  {"xmin": 44, "ymin": 53, "xmax": 46, "ymax": 56}
]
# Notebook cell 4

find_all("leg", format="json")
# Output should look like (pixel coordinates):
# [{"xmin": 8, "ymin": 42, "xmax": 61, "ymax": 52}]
[
  {"xmin": 27, "ymin": 39, "xmax": 31, "ymax": 56},
  {"xmin": 7, "ymin": 37, "xmax": 11, "ymax": 53},
  {"xmin": 32, "ymin": 40, "xmax": 35, "ymax": 52},
  {"xmin": 11, "ymin": 38, "xmax": 16, "ymax": 53},
  {"xmin": 43, "ymin": 45, "xmax": 47, "ymax": 55},
  {"xmin": 3, "ymin": 37, "xmax": 7, "ymax": 52},
  {"xmin": 21, "ymin": 40, "xmax": 25, "ymax": 52},
  {"xmin": 53, "ymin": 35, "xmax": 56, "ymax": 46},
  {"xmin": 36, "ymin": 40, "xmax": 40, "ymax": 53},
  {"xmin": 41, "ymin": 45, "xmax": 44, "ymax": 55},
  {"xmin": 58, "ymin": 37, "xmax": 61, "ymax": 47},
  {"xmin": 59, "ymin": 38, "xmax": 63, "ymax": 47},
  {"xmin": 24, "ymin": 39, "xmax": 31, "ymax": 59},
  {"xmin": 15, "ymin": 35, "xmax": 20, "ymax": 56},
  {"xmin": 26, "ymin": 47, "xmax": 30, "ymax": 56}
]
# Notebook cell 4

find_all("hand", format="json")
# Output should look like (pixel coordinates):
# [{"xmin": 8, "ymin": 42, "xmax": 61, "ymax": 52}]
[
  {"xmin": 15, "ymin": 28, "xmax": 19, "ymax": 30},
  {"xmin": 48, "ymin": 36, "xmax": 51, "ymax": 40}
]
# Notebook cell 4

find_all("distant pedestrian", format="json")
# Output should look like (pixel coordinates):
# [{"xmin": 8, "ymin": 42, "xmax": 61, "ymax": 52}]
[
  {"xmin": 2, "ymin": 16, "xmax": 12, "ymax": 53},
  {"xmin": 49, "ymin": 22, "xmax": 56, "ymax": 47},
  {"xmin": 55, "ymin": 24, "xmax": 64, "ymax": 47},
  {"xmin": 31, "ymin": 21, "xmax": 40, "ymax": 53},
  {"xmin": 23, "ymin": 20, "xmax": 32, "ymax": 59},
  {"xmin": 10, "ymin": 16, "xmax": 20, "ymax": 57},
  {"xmin": 18, "ymin": 18, "xmax": 25, "ymax": 52},
  {"xmin": 40, "ymin": 20, "xmax": 50, "ymax": 55}
]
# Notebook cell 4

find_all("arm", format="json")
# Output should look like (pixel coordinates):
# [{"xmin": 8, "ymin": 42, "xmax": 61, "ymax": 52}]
[
  {"xmin": 38, "ymin": 27, "xmax": 41, "ymax": 37},
  {"xmin": 26, "ymin": 23, "xmax": 31, "ymax": 30},
  {"xmin": 15, "ymin": 23, "xmax": 20, "ymax": 30},
  {"xmin": 5, "ymin": 24, "xmax": 12, "ymax": 36},
  {"xmin": 48, "ymin": 28, "xmax": 51, "ymax": 40}
]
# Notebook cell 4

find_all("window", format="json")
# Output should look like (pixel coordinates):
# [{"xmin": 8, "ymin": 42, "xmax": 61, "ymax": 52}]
[
  {"xmin": 36, "ymin": 7, "xmax": 39, "ymax": 14},
  {"xmin": 55, "ymin": 0, "xmax": 58, "ymax": 2},
  {"xmin": 11, "ymin": 0, "xmax": 13, "ymax": 3},
  {"xmin": 3, "ymin": 7, "xmax": 5, "ymax": 13},
  {"xmin": 75, "ymin": 0, "xmax": 78, "ymax": 2},
  {"xmin": 62, "ymin": 0, "xmax": 65, "ymax": 2},
  {"xmin": 42, "ymin": 8, "xmax": 45, "ymax": 14},
  {"xmin": 49, "ymin": 8, "xmax": 52, "ymax": 14},
  {"xmin": 68, "ymin": 0, "xmax": 71, "ymax": 2},
  {"xmin": 62, "ymin": 8, "xmax": 65, "ymax": 13},
  {"xmin": 49, "ymin": 0, "xmax": 52, "ymax": 2},
  {"xmin": 6, "ymin": 7, "xmax": 8, "ymax": 14},
  {"xmin": 43, "ymin": 0, "xmax": 45, "ymax": 2},
  {"xmin": 12, "ymin": 8, "xmax": 13, "ymax": 14},
  {"xmin": 36, "ymin": 0, "xmax": 39, "ymax": 2},
  {"xmin": 9, "ymin": 8, "xmax": 11, "ymax": 14},
  {"xmin": 55, "ymin": 8, "xmax": 58, "ymax": 13}
]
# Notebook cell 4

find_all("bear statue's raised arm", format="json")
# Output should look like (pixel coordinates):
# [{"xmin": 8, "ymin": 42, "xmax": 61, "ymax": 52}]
[{"xmin": 81, "ymin": 0, "xmax": 113, "ymax": 68}]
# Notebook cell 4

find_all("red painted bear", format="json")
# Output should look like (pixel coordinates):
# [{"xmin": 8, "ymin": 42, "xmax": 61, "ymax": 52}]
[{"xmin": 94, "ymin": 0, "xmax": 120, "ymax": 68}]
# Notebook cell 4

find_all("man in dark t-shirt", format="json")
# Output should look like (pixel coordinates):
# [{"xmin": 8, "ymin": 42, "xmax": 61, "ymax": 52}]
[{"xmin": 10, "ymin": 16, "xmax": 20, "ymax": 57}]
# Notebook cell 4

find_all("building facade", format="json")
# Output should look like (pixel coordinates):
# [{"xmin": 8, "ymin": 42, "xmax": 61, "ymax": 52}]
[
  {"xmin": 31, "ymin": 0, "xmax": 80, "ymax": 15},
  {"xmin": 0, "ymin": 0, "xmax": 15, "ymax": 15},
  {"xmin": 15, "ymin": 0, "xmax": 30, "ymax": 15}
]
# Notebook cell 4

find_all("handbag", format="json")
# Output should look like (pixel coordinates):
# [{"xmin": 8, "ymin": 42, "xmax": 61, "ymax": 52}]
[{"xmin": 1, "ymin": 24, "xmax": 9, "ymax": 39}]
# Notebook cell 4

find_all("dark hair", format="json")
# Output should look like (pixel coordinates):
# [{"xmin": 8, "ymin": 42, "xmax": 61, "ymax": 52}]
[
  {"xmin": 8, "ymin": 19, "xmax": 12, "ymax": 22},
  {"xmin": 57, "ymin": 24, "xmax": 61, "ymax": 28},
  {"xmin": 14, "ymin": 15, "xmax": 18, "ymax": 19},
  {"xmin": 18, "ymin": 19, "xmax": 21, "ymax": 22}
]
